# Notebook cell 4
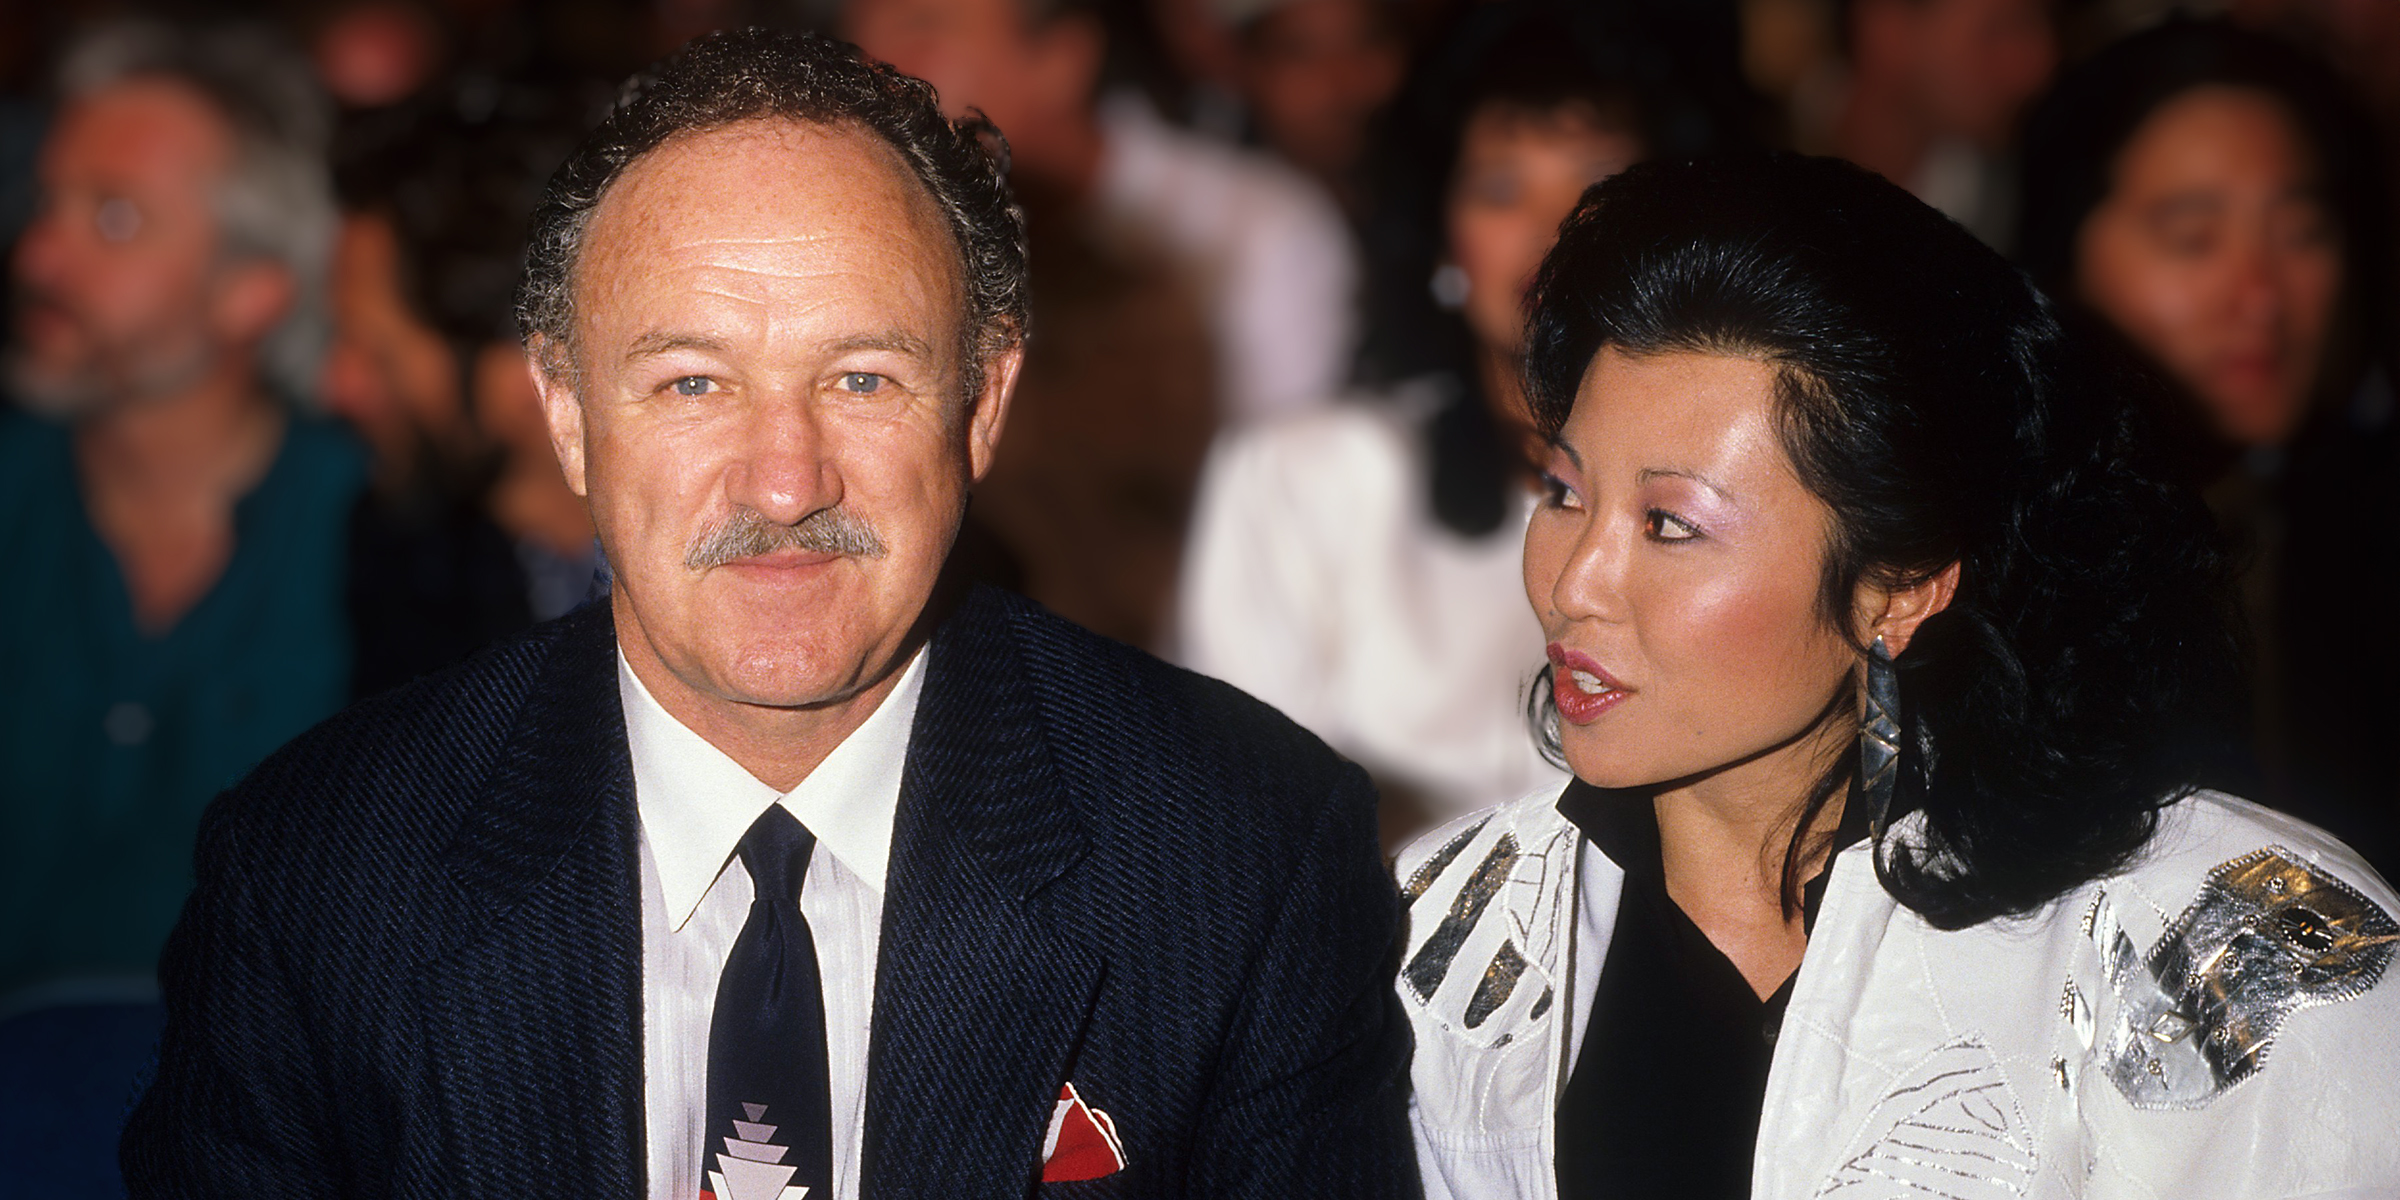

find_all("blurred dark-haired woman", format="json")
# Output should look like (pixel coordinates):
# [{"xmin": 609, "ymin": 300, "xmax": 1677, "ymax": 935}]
[
  {"xmin": 2018, "ymin": 18, "xmax": 2400, "ymax": 872},
  {"xmin": 1398, "ymin": 154, "xmax": 2400, "ymax": 1199},
  {"xmin": 1178, "ymin": 3, "xmax": 1744, "ymax": 836}
]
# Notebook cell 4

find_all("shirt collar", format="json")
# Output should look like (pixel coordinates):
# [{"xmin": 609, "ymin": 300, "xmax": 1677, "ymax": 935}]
[
  {"xmin": 1555, "ymin": 777, "xmax": 1872, "ymax": 935},
  {"xmin": 620, "ymin": 646, "xmax": 927, "ymax": 931}
]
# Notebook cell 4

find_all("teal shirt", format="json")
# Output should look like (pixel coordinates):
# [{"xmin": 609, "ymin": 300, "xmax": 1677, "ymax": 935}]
[{"xmin": 0, "ymin": 407, "xmax": 367, "ymax": 1000}]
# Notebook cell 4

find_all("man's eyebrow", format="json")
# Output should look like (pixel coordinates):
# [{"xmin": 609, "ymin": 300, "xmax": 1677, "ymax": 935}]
[
  {"xmin": 624, "ymin": 330, "xmax": 730, "ymax": 362},
  {"xmin": 620, "ymin": 329, "xmax": 937, "ymax": 363},
  {"xmin": 822, "ymin": 330, "xmax": 935, "ymax": 359},
  {"xmin": 1635, "ymin": 466, "xmax": 1735, "ymax": 500},
  {"xmin": 2144, "ymin": 191, "xmax": 2226, "ymax": 221}
]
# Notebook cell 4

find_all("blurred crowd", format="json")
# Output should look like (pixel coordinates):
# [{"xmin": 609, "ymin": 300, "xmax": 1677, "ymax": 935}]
[{"xmin": 2, "ymin": 0, "xmax": 2399, "ymax": 1173}]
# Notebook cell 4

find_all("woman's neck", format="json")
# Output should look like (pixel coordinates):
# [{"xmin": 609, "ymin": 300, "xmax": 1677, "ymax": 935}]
[{"xmin": 1649, "ymin": 704, "xmax": 1855, "ymax": 999}]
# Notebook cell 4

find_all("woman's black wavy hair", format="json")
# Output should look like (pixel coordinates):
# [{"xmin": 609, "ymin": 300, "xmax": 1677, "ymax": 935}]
[
  {"xmin": 1524, "ymin": 154, "xmax": 2245, "ymax": 929},
  {"xmin": 1353, "ymin": 0, "xmax": 1755, "ymax": 538},
  {"xmin": 2018, "ymin": 17, "xmax": 2388, "ymax": 349}
]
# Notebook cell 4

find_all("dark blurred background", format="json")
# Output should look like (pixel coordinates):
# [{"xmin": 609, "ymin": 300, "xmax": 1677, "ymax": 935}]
[{"xmin": 1, "ymin": 0, "xmax": 2395, "ymax": 1190}]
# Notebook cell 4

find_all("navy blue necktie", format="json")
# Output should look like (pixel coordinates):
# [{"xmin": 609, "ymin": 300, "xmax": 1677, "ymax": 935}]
[{"xmin": 701, "ymin": 805, "xmax": 834, "ymax": 1200}]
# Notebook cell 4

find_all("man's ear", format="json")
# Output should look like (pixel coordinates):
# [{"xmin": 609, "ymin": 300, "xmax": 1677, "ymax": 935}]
[
  {"xmin": 966, "ymin": 341, "xmax": 1024, "ymax": 483},
  {"xmin": 211, "ymin": 259, "xmax": 296, "ymax": 346},
  {"xmin": 1863, "ymin": 560, "xmax": 1961, "ymax": 655},
  {"xmin": 525, "ymin": 335, "xmax": 589, "ymax": 497}
]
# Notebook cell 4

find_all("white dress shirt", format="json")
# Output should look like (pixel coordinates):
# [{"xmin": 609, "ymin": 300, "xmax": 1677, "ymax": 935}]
[{"xmin": 622, "ymin": 648, "xmax": 926, "ymax": 1200}]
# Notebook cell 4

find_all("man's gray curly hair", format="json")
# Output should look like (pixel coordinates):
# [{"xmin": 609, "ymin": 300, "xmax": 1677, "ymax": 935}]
[
  {"xmin": 60, "ymin": 20, "xmax": 338, "ymax": 406},
  {"xmin": 515, "ymin": 28, "xmax": 1029, "ymax": 400}
]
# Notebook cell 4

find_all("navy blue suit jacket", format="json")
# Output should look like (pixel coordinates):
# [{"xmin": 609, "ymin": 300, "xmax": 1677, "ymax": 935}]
[{"xmin": 120, "ymin": 586, "xmax": 1417, "ymax": 1197}]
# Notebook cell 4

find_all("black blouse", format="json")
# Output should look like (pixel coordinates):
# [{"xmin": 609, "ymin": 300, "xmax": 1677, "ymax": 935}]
[{"xmin": 1551, "ymin": 782, "xmax": 1866, "ymax": 1199}]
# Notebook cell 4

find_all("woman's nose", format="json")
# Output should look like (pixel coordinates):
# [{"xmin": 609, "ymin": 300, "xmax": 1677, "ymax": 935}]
[{"xmin": 1548, "ymin": 517, "xmax": 1628, "ymax": 625}]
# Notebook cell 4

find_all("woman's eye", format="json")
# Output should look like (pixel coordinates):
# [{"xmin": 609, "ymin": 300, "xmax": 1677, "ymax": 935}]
[
  {"xmin": 94, "ymin": 197, "xmax": 143, "ymax": 244},
  {"xmin": 2275, "ymin": 207, "xmax": 2336, "ymax": 253},
  {"xmin": 1646, "ymin": 508, "xmax": 1701, "ymax": 541},
  {"xmin": 837, "ymin": 372, "xmax": 885, "ymax": 395},
  {"xmin": 671, "ymin": 376, "xmax": 714, "ymax": 397},
  {"xmin": 2151, "ymin": 216, "xmax": 2216, "ymax": 258},
  {"xmin": 1539, "ymin": 473, "xmax": 1582, "ymax": 510}
]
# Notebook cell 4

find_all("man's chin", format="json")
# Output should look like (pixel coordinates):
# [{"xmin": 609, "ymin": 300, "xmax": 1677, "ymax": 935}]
[
  {"xmin": 5, "ymin": 354, "xmax": 109, "ymax": 419},
  {"xmin": 706, "ymin": 655, "xmax": 879, "ymax": 712},
  {"xmin": 696, "ymin": 622, "xmax": 900, "ymax": 711}
]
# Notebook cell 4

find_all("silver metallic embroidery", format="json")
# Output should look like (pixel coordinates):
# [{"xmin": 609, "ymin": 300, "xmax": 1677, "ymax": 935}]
[
  {"xmin": 2094, "ymin": 846, "xmax": 2398, "ymax": 1109},
  {"xmin": 1813, "ymin": 1036, "xmax": 2036, "ymax": 1198},
  {"xmin": 1400, "ymin": 815, "xmax": 1491, "ymax": 905},
  {"xmin": 1463, "ymin": 939, "xmax": 1528, "ymax": 1028},
  {"xmin": 1404, "ymin": 833, "xmax": 1518, "ymax": 999},
  {"xmin": 1400, "ymin": 814, "xmax": 1576, "ymax": 1049}
]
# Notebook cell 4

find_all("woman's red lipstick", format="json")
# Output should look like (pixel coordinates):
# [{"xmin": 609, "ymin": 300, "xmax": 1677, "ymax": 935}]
[{"xmin": 1548, "ymin": 643, "xmax": 1631, "ymax": 724}]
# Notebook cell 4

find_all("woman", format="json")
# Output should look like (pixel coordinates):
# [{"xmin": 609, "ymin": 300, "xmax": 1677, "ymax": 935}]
[
  {"xmin": 1398, "ymin": 154, "xmax": 2400, "ymax": 1199},
  {"xmin": 2017, "ymin": 19, "xmax": 2399, "ymax": 870},
  {"xmin": 1178, "ymin": 7, "xmax": 1722, "ymax": 831}
]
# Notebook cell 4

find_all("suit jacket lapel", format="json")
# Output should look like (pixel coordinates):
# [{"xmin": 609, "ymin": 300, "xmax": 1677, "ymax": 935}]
[
  {"xmin": 416, "ymin": 606, "xmax": 648, "ymax": 1199},
  {"xmin": 861, "ymin": 590, "xmax": 1103, "ymax": 1195}
]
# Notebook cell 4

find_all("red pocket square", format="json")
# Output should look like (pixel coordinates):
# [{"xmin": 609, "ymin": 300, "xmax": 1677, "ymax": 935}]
[{"xmin": 1040, "ymin": 1082, "xmax": 1126, "ymax": 1182}]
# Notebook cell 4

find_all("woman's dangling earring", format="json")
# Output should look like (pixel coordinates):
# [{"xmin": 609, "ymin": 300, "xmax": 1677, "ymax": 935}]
[
  {"xmin": 1857, "ymin": 636, "xmax": 1900, "ymax": 839},
  {"xmin": 1429, "ymin": 262, "xmax": 1470, "ymax": 311}
]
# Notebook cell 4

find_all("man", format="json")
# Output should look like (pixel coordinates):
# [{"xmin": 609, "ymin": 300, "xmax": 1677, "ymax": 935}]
[
  {"xmin": 121, "ymin": 29, "xmax": 1414, "ymax": 1199},
  {"xmin": 1223, "ymin": 0, "xmax": 1406, "ymax": 221},
  {"xmin": 844, "ymin": 0, "xmax": 1354, "ymax": 651},
  {"xmin": 323, "ymin": 79, "xmax": 605, "ymax": 697},
  {"xmin": 0, "ymin": 21, "xmax": 360, "ymax": 1006},
  {"xmin": 844, "ymin": 0, "xmax": 1356, "ymax": 427},
  {"xmin": 1820, "ymin": 0, "xmax": 2056, "ymax": 247}
]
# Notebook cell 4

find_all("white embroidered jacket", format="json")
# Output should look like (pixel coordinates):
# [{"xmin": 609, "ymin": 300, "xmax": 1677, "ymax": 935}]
[{"xmin": 1395, "ymin": 788, "xmax": 2400, "ymax": 1199}]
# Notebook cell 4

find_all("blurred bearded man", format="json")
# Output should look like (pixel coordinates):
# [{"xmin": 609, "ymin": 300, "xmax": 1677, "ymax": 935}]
[
  {"xmin": 122, "ymin": 30, "xmax": 1414, "ymax": 1199},
  {"xmin": 0, "ymin": 22, "xmax": 359, "ymax": 1007}
]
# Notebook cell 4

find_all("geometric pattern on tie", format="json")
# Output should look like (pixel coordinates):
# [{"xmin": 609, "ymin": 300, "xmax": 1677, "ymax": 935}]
[
  {"xmin": 706, "ymin": 1102, "xmax": 812, "ymax": 1200},
  {"xmin": 702, "ymin": 806, "xmax": 832, "ymax": 1200}
]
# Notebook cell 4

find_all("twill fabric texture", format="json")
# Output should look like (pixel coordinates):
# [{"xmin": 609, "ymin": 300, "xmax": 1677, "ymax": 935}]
[{"xmin": 118, "ymin": 586, "xmax": 1417, "ymax": 1198}]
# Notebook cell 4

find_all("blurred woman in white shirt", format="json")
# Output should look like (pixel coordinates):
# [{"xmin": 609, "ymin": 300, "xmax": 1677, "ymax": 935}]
[{"xmin": 1177, "ymin": 8, "xmax": 1728, "ymax": 835}]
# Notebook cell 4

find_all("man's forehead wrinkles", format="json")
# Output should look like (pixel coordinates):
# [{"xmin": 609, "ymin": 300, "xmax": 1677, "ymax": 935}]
[
  {"xmin": 566, "ymin": 118, "xmax": 970, "ymax": 387},
  {"xmin": 669, "ymin": 232, "xmax": 846, "ymax": 249},
  {"xmin": 649, "ymin": 257, "xmax": 943, "ymax": 289}
]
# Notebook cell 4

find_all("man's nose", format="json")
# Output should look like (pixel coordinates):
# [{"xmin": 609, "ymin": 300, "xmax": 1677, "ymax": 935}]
[
  {"xmin": 12, "ymin": 200, "xmax": 72, "ymax": 293},
  {"xmin": 2225, "ymin": 237, "xmax": 2288, "ymax": 328},
  {"xmin": 725, "ymin": 391, "xmax": 842, "ymax": 525}
]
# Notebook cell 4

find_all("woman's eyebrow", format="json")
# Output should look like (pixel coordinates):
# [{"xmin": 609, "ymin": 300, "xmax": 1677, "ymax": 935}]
[
  {"xmin": 1546, "ymin": 437, "xmax": 1583, "ymax": 471},
  {"xmin": 1635, "ymin": 466, "xmax": 1735, "ymax": 501}
]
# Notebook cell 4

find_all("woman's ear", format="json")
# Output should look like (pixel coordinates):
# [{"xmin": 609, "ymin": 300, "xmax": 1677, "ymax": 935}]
[{"xmin": 1864, "ymin": 561, "xmax": 1961, "ymax": 655}]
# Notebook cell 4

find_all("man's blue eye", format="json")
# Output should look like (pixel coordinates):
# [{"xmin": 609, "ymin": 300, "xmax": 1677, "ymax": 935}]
[
  {"xmin": 672, "ymin": 376, "xmax": 712, "ymax": 397},
  {"xmin": 840, "ymin": 373, "xmax": 883, "ymax": 394}
]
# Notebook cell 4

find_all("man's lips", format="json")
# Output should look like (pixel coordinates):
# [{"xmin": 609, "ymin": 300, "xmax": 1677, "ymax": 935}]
[
  {"xmin": 13, "ymin": 301, "xmax": 82, "ymax": 347},
  {"xmin": 712, "ymin": 547, "xmax": 845, "ymax": 572},
  {"xmin": 1547, "ymin": 643, "xmax": 1630, "ymax": 724}
]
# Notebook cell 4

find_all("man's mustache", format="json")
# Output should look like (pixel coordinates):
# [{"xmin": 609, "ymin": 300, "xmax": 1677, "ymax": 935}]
[
  {"xmin": 684, "ymin": 504, "xmax": 887, "ymax": 570},
  {"xmin": 11, "ymin": 284, "xmax": 84, "ymax": 336}
]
